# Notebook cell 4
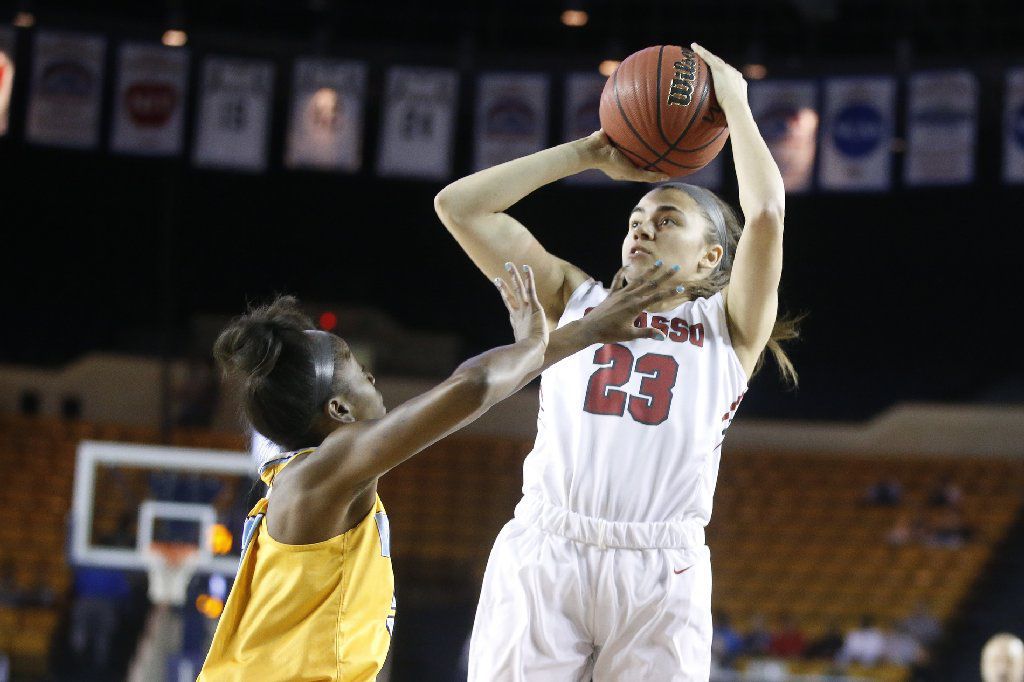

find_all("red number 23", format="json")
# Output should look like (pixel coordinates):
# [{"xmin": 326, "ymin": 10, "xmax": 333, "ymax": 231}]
[{"xmin": 583, "ymin": 344, "xmax": 679, "ymax": 426}]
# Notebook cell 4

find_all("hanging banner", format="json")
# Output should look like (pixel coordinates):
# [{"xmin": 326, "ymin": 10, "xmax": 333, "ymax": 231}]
[
  {"xmin": 285, "ymin": 58, "xmax": 367, "ymax": 172},
  {"xmin": 193, "ymin": 57, "xmax": 274, "ymax": 172},
  {"xmin": 110, "ymin": 43, "xmax": 189, "ymax": 156},
  {"xmin": 1003, "ymin": 68, "xmax": 1024, "ymax": 184},
  {"xmin": 26, "ymin": 31, "xmax": 106, "ymax": 149},
  {"xmin": 818, "ymin": 76, "xmax": 896, "ymax": 191},
  {"xmin": 905, "ymin": 70, "xmax": 977, "ymax": 186},
  {"xmin": 474, "ymin": 72, "xmax": 549, "ymax": 171},
  {"xmin": 377, "ymin": 66, "xmax": 458, "ymax": 180},
  {"xmin": 749, "ymin": 79, "xmax": 819, "ymax": 193},
  {"xmin": 0, "ymin": 27, "xmax": 14, "ymax": 137},
  {"xmin": 563, "ymin": 72, "xmax": 611, "ymax": 185}
]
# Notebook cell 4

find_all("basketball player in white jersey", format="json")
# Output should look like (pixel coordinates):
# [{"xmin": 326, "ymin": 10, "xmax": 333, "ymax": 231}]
[{"xmin": 434, "ymin": 45, "xmax": 798, "ymax": 680}]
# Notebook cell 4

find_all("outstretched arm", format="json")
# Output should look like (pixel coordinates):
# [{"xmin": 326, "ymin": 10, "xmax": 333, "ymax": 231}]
[
  {"xmin": 692, "ymin": 44, "xmax": 785, "ymax": 374},
  {"xmin": 317, "ymin": 264, "xmax": 548, "ymax": 487},
  {"xmin": 433, "ymin": 134, "xmax": 668, "ymax": 321}
]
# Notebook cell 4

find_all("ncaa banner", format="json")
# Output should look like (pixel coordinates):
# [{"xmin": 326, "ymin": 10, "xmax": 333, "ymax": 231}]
[
  {"xmin": 0, "ymin": 27, "xmax": 14, "ymax": 137},
  {"xmin": 285, "ymin": 58, "xmax": 367, "ymax": 172},
  {"xmin": 749, "ymin": 79, "xmax": 819, "ymax": 193},
  {"xmin": 474, "ymin": 72, "xmax": 549, "ymax": 171},
  {"xmin": 905, "ymin": 70, "xmax": 978, "ymax": 186},
  {"xmin": 1003, "ymin": 68, "xmax": 1024, "ymax": 183},
  {"xmin": 562, "ymin": 72, "xmax": 610, "ymax": 185},
  {"xmin": 26, "ymin": 31, "xmax": 106, "ymax": 149},
  {"xmin": 818, "ymin": 76, "xmax": 896, "ymax": 191},
  {"xmin": 111, "ymin": 43, "xmax": 189, "ymax": 156},
  {"xmin": 377, "ymin": 66, "xmax": 458, "ymax": 180},
  {"xmin": 193, "ymin": 57, "xmax": 274, "ymax": 172}
]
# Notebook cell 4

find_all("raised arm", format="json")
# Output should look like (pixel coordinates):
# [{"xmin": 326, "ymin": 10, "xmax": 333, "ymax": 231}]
[
  {"xmin": 692, "ymin": 44, "xmax": 786, "ymax": 371},
  {"xmin": 433, "ymin": 135, "xmax": 668, "ymax": 321}
]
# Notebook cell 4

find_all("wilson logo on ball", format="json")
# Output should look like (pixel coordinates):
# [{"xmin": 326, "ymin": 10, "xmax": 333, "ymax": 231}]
[{"xmin": 667, "ymin": 52, "xmax": 697, "ymax": 107}]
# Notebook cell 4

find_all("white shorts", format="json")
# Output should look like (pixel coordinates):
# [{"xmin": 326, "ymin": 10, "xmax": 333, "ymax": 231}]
[{"xmin": 468, "ymin": 496, "xmax": 713, "ymax": 682}]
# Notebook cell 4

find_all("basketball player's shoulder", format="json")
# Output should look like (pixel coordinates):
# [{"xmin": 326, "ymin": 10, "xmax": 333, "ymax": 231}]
[{"xmin": 556, "ymin": 258, "xmax": 594, "ymax": 307}]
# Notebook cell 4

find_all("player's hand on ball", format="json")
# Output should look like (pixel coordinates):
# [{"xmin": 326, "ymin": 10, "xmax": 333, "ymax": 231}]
[
  {"xmin": 585, "ymin": 130, "xmax": 670, "ymax": 183},
  {"xmin": 584, "ymin": 261, "xmax": 681, "ymax": 344},
  {"xmin": 690, "ymin": 43, "xmax": 748, "ymax": 112},
  {"xmin": 494, "ymin": 262, "xmax": 549, "ymax": 347}
]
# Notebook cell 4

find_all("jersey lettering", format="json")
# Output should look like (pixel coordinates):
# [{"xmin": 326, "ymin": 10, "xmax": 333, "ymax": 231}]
[{"xmin": 583, "ymin": 344, "xmax": 680, "ymax": 425}]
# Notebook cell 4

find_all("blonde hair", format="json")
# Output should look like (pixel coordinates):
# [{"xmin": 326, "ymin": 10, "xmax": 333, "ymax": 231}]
[{"xmin": 656, "ymin": 183, "xmax": 802, "ymax": 386}]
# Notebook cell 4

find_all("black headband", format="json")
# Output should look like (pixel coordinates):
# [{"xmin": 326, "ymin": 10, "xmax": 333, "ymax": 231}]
[{"xmin": 304, "ymin": 330, "xmax": 336, "ymax": 408}]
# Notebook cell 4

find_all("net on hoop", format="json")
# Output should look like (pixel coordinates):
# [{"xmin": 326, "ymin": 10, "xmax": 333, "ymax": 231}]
[{"xmin": 145, "ymin": 541, "xmax": 201, "ymax": 607}]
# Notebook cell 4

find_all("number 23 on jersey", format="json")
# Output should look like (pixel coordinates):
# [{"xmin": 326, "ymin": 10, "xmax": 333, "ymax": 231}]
[{"xmin": 583, "ymin": 343, "xmax": 679, "ymax": 426}]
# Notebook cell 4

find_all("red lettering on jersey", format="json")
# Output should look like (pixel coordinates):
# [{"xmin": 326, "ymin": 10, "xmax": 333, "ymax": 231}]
[
  {"xmin": 584, "ymin": 306, "xmax": 595, "ymax": 316},
  {"xmin": 651, "ymin": 316, "xmax": 670, "ymax": 337},
  {"xmin": 689, "ymin": 323, "xmax": 705, "ymax": 348},
  {"xmin": 634, "ymin": 312, "xmax": 648, "ymax": 328},
  {"xmin": 669, "ymin": 318, "xmax": 689, "ymax": 343}
]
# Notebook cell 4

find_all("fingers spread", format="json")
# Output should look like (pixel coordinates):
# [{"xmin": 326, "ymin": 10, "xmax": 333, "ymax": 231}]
[
  {"xmin": 522, "ymin": 264, "xmax": 543, "ymax": 311},
  {"xmin": 505, "ymin": 261, "xmax": 526, "ymax": 302},
  {"xmin": 610, "ymin": 266, "xmax": 628, "ymax": 292},
  {"xmin": 494, "ymin": 277, "xmax": 518, "ymax": 311}
]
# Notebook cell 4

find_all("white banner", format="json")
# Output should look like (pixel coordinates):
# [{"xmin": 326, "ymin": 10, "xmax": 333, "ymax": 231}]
[
  {"xmin": 563, "ymin": 72, "xmax": 610, "ymax": 185},
  {"xmin": 750, "ymin": 79, "xmax": 819, "ymax": 193},
  {"xmin": 285, "ymin": 59, "xmax": 367, "ymax": 172},
  {"xmin": 111, "ymin": 43, "xmax": 189, "ymax": 156},
  {"xmin": 1003, "ymin": 68, "xmax": 1024, "ymax": 184},
  {"xmin": 377, "ymin": 66, "xmax": 458, "ymax": 180},
  {"xmin": 905, "ymin": 70, "xmax": 977, "ymax": 186},
  {"xmin": 193, "ymin": 57, "xmax": 274, "ymax": 172},
  {"xmin": 26, "ymin": 31, "xmax": 106, "ymax": 149},
  {"xmin": 818, "ymin": 76, "xmax": 896, "ymax": 191},
  {"xmin": 474, "ymin": 72, "xmax": 549, "ymax": 171},
  {"xmin": 0, "ymin": 27, "xmax": 14, "ymax": 137}
]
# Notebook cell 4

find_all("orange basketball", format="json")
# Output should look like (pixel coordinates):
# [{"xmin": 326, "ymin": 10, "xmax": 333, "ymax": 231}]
[{"xmin": 599, "ymin": 45, "xmax": 729, "ymax": 175}]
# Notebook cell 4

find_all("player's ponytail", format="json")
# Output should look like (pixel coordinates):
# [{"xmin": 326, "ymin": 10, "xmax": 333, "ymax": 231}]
[
  {"xmin": 659, "ymin": 183, "xmax": 802, "ymax": 387},
  {"xmin": 214, "ymin": 295, "xmax": 331, "ymax": 451}
]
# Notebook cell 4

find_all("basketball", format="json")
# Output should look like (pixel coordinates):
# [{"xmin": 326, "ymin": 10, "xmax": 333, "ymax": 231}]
[{"xmin": 599, "ymin": 45, "xmax": 729, "ymax": 175}]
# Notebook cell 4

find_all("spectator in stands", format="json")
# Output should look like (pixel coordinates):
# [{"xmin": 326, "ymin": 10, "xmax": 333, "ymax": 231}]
[
  {"xmin": 837, "ymin": 615, "xmax": 886, "ymax": 667},
  {"xmin": 981, "ymin": 633, "xmax": 1024, "ymax": 682},
  {"xmin": 769, "ymin": 613, "xmax": 807, "ymax": 659},
  {"xmin": 927, "ymin": 475, "xmax": 963, "ymax": 509},
  {"xmin": 902, "ymin": 601, "xmax": 942, "ymax": 647},
  {"xmin": 745, "ymin": 613, "xmax": 772, "ymax": 657},
  {"xmin": 711, "ymin": 611, "xmax": 744, "ymax": 668},
  {"xmin": 863, "ymin": 477, "xmax": 903, "ymax": 506},
  {"xmin": 928, "ymin": 507, "xmax": 973, "ymax": 548},
  {"xmin": 884, "ymin": 621, "xmax": 926, "ymax": 667},
  {"xmin": 0, "ymin": 561, "xmax": 22, "ymax": 608},
  {"xmin": 804, "ymin": 621, "xmax": 844, "ymax": 660},
  {"xmin": 887, "ymin": 511, "xmax": 929, "ymax": 546},
  {"xmin": 69, "ymin": 565, "xmax": 131, "ymax": 673}
]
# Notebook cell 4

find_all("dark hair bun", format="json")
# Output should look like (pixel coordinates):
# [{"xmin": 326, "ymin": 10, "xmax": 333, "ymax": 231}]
[{"xmin": 214, "ymin": 295, "xmax": 314, "ymax": 380}]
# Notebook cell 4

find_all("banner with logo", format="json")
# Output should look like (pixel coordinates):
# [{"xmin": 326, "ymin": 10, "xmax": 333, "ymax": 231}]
[
  {"xmin": 110, "ymin": 43, "xmax": 189, "ymax": 156},
  {"xmin": 474, "ymin": 72, "xmax": 549, "ymax": 171},
  {"xmin": 0, "ymin": 27, "xmax": 14, "ymax": 137},
  {"xmin": 377, "ymin": 66, "xmax": 458, "ymax": 180},
  {"xmin": 562, "ymin": 72, "xmax": 609, "ymax": 185},
  {"xmin": 285, "ymin": 58, "xmax": 367, "ymax": 172},
  {"xmin": 1003, "ymin": 68, "xmax": 1024, "ymax": 184},
  {"xmin": 749, "ymin": 79, "xmax": 819, "ymax": 193},
  {"xmin": 193, "ymin": 57, "xmax": 274, "ymax": 172},
  {"xmin": 905, "ymin": 70, "xmax": 977, "ymax": 186},
  {"xmin": 818, "ymin": 76, "xmax": 896, "ymax": 191},
  {"xmin": 26, "ymin": 31, "xmax": 106, "ymax": 149}
]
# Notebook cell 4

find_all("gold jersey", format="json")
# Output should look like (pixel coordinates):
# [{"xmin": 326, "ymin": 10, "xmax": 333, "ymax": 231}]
[{"xmin": 199, "ymin": 450, "xmax": 395, "ymax": 681}]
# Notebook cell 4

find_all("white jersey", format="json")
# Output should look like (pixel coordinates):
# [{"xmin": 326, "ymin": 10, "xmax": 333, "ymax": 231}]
[{"xmin": 522, "ymin": 279, "xmax": 748, "ymax": 526}]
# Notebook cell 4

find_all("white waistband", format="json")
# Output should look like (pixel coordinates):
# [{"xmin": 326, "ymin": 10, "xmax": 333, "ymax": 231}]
[{"xmin": 513, "ymin": 495, "xmax": 706, "ymax": 550}]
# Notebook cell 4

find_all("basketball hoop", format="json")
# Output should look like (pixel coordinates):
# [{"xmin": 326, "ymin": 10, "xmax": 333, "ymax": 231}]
[{"xmin": 145, "ymin": 541, "xmax": 201, "ymax": 608}]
